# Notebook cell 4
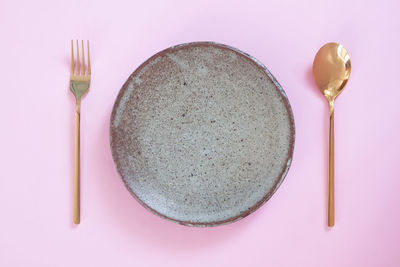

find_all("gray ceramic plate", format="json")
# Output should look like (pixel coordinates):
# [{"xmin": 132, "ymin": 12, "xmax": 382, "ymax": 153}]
[{"xmin": 110, "ymin": 42, "xmax": 295, "ymax": 226}]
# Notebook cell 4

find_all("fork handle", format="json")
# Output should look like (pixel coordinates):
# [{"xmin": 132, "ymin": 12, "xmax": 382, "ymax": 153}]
[{"xmin": 73, "ymin": 100, "xmax": 81, "ymax": 224}]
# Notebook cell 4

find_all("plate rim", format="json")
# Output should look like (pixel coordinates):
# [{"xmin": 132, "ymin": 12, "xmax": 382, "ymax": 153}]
[{"xmin": 110, "ymin": 41, "xmax": 295, "ymax": 227}]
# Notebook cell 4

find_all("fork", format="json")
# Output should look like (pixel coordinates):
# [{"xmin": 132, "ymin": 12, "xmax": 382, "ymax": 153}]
[{"xmin": 70, "ymin": 40, "xmax": 91, "ymax": 224}]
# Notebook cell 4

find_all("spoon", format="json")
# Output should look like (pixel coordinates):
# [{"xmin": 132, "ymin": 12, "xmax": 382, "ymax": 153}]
[{"xmin": 312, "ymin": 42, "xmax": 351, "ymax": 227}]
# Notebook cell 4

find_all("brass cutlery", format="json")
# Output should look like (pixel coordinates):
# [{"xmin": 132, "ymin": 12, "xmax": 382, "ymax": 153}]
[
  {"xmin": 313, "ymin": 42, "xmax": 351, "ymax": 227},
  {"xmin": 70, "ymin": 40, "xmax": 91, "ymax": 225}
]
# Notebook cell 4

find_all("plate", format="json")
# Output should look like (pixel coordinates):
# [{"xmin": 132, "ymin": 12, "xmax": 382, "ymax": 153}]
[{"xmin": 110, "ymin": 42, "xmax": 295, "ymax": 226}]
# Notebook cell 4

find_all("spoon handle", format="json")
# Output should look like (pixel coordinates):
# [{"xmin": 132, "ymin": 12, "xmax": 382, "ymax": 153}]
[{"xmin": 328, "ymin": 101, "xmax": 335, "ymax": 227}]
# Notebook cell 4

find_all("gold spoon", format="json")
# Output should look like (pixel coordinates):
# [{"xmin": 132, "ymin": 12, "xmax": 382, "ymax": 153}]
[{"xmin": 312, "ymin": 42, "xmax": 351, "ymax": 227}]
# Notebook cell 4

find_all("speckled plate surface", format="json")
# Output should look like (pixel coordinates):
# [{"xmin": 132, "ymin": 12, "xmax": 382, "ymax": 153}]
[{"xmin": 110, "ymin": 42, "xmax": 295, "ymax": 227}]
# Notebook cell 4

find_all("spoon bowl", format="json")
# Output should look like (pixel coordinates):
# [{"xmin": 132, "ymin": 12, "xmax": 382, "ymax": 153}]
[{"xmin": 313, "ymin": 43, "xmax": 351, "ymax": 102}]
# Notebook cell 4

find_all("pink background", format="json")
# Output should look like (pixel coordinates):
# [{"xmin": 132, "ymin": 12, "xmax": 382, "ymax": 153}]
[{"xmin": 1, "ymin": 0, "xmax": 399, "ymax": 266}]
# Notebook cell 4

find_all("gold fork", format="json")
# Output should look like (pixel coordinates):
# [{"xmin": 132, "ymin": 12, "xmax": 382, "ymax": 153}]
[{"xmin": 70, "ymin": 40, "xmax": 91, "ymax": 225}]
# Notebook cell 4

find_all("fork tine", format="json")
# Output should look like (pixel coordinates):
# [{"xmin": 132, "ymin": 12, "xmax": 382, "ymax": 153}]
[
  {"xmin": 81, "ymin": 40, "xmax": 85, "ymax": 75},
  {"xmin": 71, "ymin": 40, "xmax": 75, "ymax": 74},
  {"xmin": 76, "ymin": 40, "xmax": 80, "ymax": 75},
  {"xmin": 87, "ymin": 40, "xmax": 91, "ymax": 75}
]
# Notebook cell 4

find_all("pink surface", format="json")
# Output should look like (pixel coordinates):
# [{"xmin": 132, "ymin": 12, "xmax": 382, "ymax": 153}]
[{"xmin": 1, "ymin": 0, "xmax": 399, "ymax": 266}]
